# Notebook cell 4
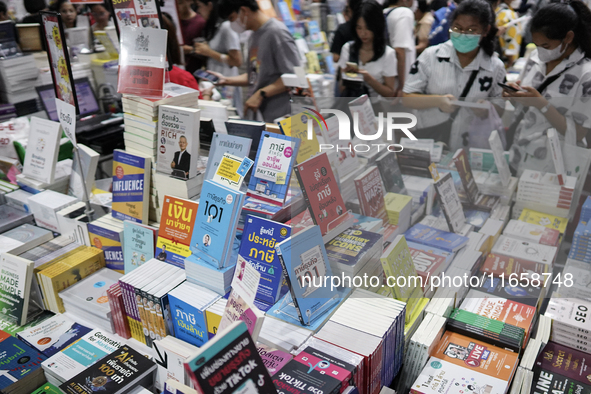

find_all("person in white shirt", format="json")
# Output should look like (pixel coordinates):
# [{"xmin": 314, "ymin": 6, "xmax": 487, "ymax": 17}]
[
  {"xmin": 384, "ymin": 0, "xmax": 417, "ymax": 95},
  {"xmin": 338, "ymin": 0, "xmax": 398, "ymax": 98}
]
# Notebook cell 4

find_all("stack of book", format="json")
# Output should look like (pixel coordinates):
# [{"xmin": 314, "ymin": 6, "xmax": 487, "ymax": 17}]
[
  {"xmin": 384, "ymin": 193, "xmax": 412, "ymax": 232},
  {"xmin": 502, "ymin": 219, "xmax": 561, "ymax": 247},
  {"xmin": 326, "ymin": 228, "xmax": 383, "ymax": 277},
  {"xmin": 0, "ymin": 203, "xmax": 34, "ymax": 233},
  {"xmin": 0, "ymin": 329, "xmax": 47, "ymax": 394},
  {"xmin": 26, "ymin": 189, "xmax": 78, "ymax": 233},
  {"xmin": 516, "ymin": 170, "xmax": 576, "ymax": 217},
  {"xmin": 58, "ymin": 268, "xmax": 122, "ymax": 333},
  {"xmin": 106, "ymin": 282, "xmax": 131, "ymax": 339},
  {"xmin": 153, "ymin": 336, "xmax": 199, "ymax": 391},
  {"xmin": 569, "ymin": 220, "xmax": 591, "ymax": 262},
  {"xmin": 407, "ymin": 241, "xmax": 453, "ymax": 296},
  {"xmin": 555, "ymin": 258, "xmax": 591, "ymax": 300},
  {"xmin": 582, "ymin": 196, "xmax": 591, "ymax": 223},
  {"xmin": 544, "ymin": 297, "xmax": 591, "ymax": 353},
  {"xmin": 87, "ymin": 215, "xmax": 125, "ymax": 271},
  {"xmin": 258, "ymin": 316, "xmax": 312, "ymax": 353},
  {"xmin": 16, "ymin": 159, "xmax": 73, "ymax": 194},
  {"xmin": 0, "ymin": 55, "xmax": 39, "ymax": 115}
]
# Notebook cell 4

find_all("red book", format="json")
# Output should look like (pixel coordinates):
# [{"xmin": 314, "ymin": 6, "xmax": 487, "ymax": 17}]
[
  {"xmin": 408, "ymin": 245, "xmax": 447, "ymax": 289},
  {"xmin": 479, "ymin": 253, "xmax": 548, "ymax": 277},
  {"xmin": 354, "ymin": 166, "xmax": 387, "ymax": 224},
  {"xmin": 293, "ymin": 153, "xmax": 348, "ymax": 236}
]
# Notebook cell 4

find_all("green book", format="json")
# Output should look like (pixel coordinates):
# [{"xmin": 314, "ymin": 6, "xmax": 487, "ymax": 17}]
[{"xmin": 31, "ymin": 383, "xmax": 61, "ymax": 394}]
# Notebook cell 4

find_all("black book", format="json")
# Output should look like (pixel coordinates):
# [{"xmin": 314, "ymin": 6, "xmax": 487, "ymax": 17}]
[
  {"xmin": 200, "ymin": 118, "xmax": 216, "ymax": 152},
  {"xmin": 375, "ymin": 151, "xmax": 407, "ymax": 194},
  {"xmin": 225, "ymin": 119, "xmax": 266, "ymax": 162},
  {"xmin": 60, "ymin": 345, "xmax": 157, "ymax": 394}
]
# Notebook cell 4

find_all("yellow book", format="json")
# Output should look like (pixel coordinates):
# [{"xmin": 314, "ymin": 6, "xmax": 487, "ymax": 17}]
[
  {"xmin": 40, "ymin": 247, "xmax": 106, "ymax": 313},
  {"xmin": 519, "ymin": 208, "xmax": 568, "ymax": 233},
  {"xmin": 384, "ymin": 193, "xmax": 413, "ymax": 214},
  {"xmin": 206, "ymin": 309, "xmax": 222, "ymax": 339},
  {"xmin": 279, "ymin": 112, "xmax": 320, "ymax": 164},
  {"xmin": 404, "ymin": 297, "xmax": 430, "ymax": 338}
]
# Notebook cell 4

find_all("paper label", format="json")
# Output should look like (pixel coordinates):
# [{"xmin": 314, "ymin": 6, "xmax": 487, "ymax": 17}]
[{"xmin": 55, "ymin": 99, "xmax": 77, "ymax": 148}]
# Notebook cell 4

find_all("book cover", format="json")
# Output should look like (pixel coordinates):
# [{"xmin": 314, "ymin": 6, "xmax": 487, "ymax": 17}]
[
  {"xmin": 157, "ymin": 105, "xmax": 201, "ymax": 179},
  {"xmin": 376, "ymin": 152, "xmax": 406, "ymax": 194},
  {"xmin": 519, "ymin": 209, "xmax": 568, "ymax": 234},
  {"xmin": 275, "ymin": 225, "xmax": 339, "ymax": 326},
  {"xmin": 531, "ymin": 368, "xmax": 591, "ymax": 394},
  {"xmin": 203, "ymin": 133, "xmax": 252, "ymax": 181},
  {"xmin": 155, "ymin": 196, "xmax": 199, "ymax": 268},
  {"xmin": 294, "ymin": 152, "xmax": 348, "ymax": 236},
  {"xmin": 0, "ymin": 331, "xmax": 46, "ymax": 389},
  {"xmin": 0, "ymin": 253, "xmax": 34, "ymax": 325},
  {"xmin": 247, "ymin": 133, "xmax": 300, "ymax": 206},
  {"xmin": 279, "ymin": 112, "xmax": 320, "ymax": 164},
  {"xmin": 184, "ymin": 321, "xmax": 276, "ymax": 394},
  {"xmin": 59, "ymin": 267, "xmax": 122, "ymax": 308},
  {"xmin": 238, "ymin": 215, "xmax": 291, "ymax": 304},
  {"xmin": 535, "ymin": 341, "xmax": 591, "ymax": 384},
  {"xmin": 411, "ymin": 331, "xmax": 519, "ymax": 394},
  {"xmin": 111, "ymin": 149, "xmax": 151, "ymax": 224},
  {"xmin": 68, "ymin": 144, "xmax": 99, "ymax": 200},
  {"xmin": 189, "ymin": 180, "xmax": 244, "ymax": 268},
  {"xmin": 354, "ymin": 166, "xmax": 388, "ymax": 223},
  {"xmin": 169, "ymin": 293, "xmax": 211, "ymax": 347},
  {"xmin": 479, "ymin": 253, "xmax": 548, "ymax": 278},
  {"xmin": 434, "ymin": 172, "xmax": 466, "ymax": 233},
  {"xmin": 545, "ymin": 298, "xmax": 591, "ymax": 333},
  {"xmin": 503, "ymin": 220, "xmax": 560, "ymax": 246},
  {"xmin": 118, "ymin": 27, "xmax": 166, "ymax": 96},
  {"xmin": 22, "ymin": 117, "xmax": 61, "ymax": 184},
  {"xmin": 60, "ymin": 345, "xmax": 157, "ymax": 394},
  {"xmin": 453, "ymin": 148, "xmax": 479, "ymax": 203},
  {"xmin": 492, "ymin": 235, "xmax": 557, "ymax": 265},
  {"xmin": 32, "ymin": 383, "xmax": 62, "ymax": 394},
  {"xmin": 408, "ymin": 243, "xmax": 447, "ymax": 287},
  {"xmin": 218, "ymin": 289, "xmax": 264, "ymax": 340},
  {"xmin": 405, "ymin": 224, "xmax": 469, "ymax": 253},
  {"xmin": 326, "ymin": 228, "xmax": 382, "ymax": 269},
  {"xmin": 224, "ymin": 120, "xmax": 265, "ymax": 162},
  {"xmin": 257, "ymin": 343, "xmax": 292, "ymax": 376},
  {"xmin": 473, "ymin": 275, "xmax": 542, "ymax": 307},
  {"xmin": 88, "ymin": 221, "xmax": 124, "ymax": 272},
  {"xmin": 123, "ymin": 221, "xmax": 156, "ymax": 273},
  {"xmin": 488, "ymin": 130, "xmax": 511, "ymax": 187}
]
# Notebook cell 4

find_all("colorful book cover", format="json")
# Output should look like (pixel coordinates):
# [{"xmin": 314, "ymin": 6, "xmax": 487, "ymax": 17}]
[
  {"xmin": 238, "ymin": 215, "xmax": 291, "ymax": 304},
  {"xmin": 326, "ymin": 228, "xmax": 382, "ymax": 269},
  {"xmin": 204, "ymin": 133, "xmax": 252, "ymax": 181},
  {"xmin": 247, "ymin": 133, "xmax": 300, "ymax": 206},
  {"xmin": 474, "ymin": 275, "xmax": 542, "ymax": 307},
  {"xmin": 275, "ymin": 225, "xmax": 339, "ymax": 326},
  {"xmin": 480, "ymin": 253, "xmax": 548, "ymax": 278},
  {"xmin": 123, "ymin": 221, "xmax": 156, "ymax": 273},
  {"xmin": 155, "ymin": 196, "xmax": 199, "ymax": 268},
  {"xmin": 189, "ymin": 180, "xmax": 244, "ymax": 268},
  {"xmin": 535, "ymin": 341, "xmax": 591, "ymax": 384},
  {"xmin": 0, "ymin": 254, "xmax": 34, "ymax": 325},
  {"xmin": 218, "ymin": 289, "xmax": 264, "ymax": 339},
  {"xmin": 453, "ymin": 148, "xmax": 479, "ymax": 203},
  {"xmin": 111, "ymin": 149, "xmax": 150, "ymax": 224},
  {"xmin": 257, "ymin": 343, "xmax": 292, "ymax": 376},
  {"xmin": 408, "ymin": 243, "xmax": 448, "ymax": 287},
  {"xmin": 519, "ymin": 208, "xmax": 569, "ymax": 234},
  {"xmin": 169, "ymin": 294, "xmax": 210, "ymax": 347},
  {"xmin": 0, "ymin": 330, "xmax": 46, "ymax": 390},
  {"xmin": 118, "ymin": 27, "xmax": 166, "ymax": 96},
  {"xmin": 405, "ymin": 224, "xmax": 469, "ymax": 253},
  {"xmin": 531, "ymin": 368, "xmax": 591, "ymax": 394},
  {"xmin": 157, "ymin": 105, "xmax": 201, "ymax": 179},
  {"xmin": 88, "ymin": 221, "xmax": 124, "ymax": 272},
  {"xmin": 354, "ymin": 166, "xmax": 387, "ymax": 223},
  {"xmin": 185, "ymin": 321, "xmax": 276, "ymax": 394},
  {"xmin": 294, "ymin": 152, "xmax": 348, "ymax": 236},
  {"xmin": 411, "ymin": 331, "xmax": 519, "ymax": 394},
  {"xmin": 279, "ymin": 112, "xmax": 320, "ymax": 164}
]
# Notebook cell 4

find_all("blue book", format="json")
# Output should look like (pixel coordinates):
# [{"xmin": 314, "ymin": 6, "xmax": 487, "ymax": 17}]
[
  {"xmin": 123, "ymin": 221, "xmax": 156, "ymax": 274},
  {"xmin": 168, "ymin": 282, "xmax": 219, "ymax": 347},
  {"xmin": 0, "ymin": 331, "xmax": 46, "ymax": 389},
  {"xmin": 17, "ymin": 315, "xmax": 92, "ymax": 357},
  {"xmin": 404, "ymin": 223, "xmax": 469, "ymax": 253},
  {"xmin": 239, "ymin": 215, "xmax": 291, "ymax": 304},
  {"xmin": 275, "ymin": 225, "xmax": 342, "ymax": 326},
  {"xmin": 247, "ymin": 133, "xmax": 300, "ymax": 206},
  {"xmin": 203, "ymin": 133, "xmax": 252, "ymax": 181},
  {"xmin": 189, "ymin": 180, "xmax": 245, "ymax": 268},
  {"xmin": 111, "ymin": 149, "xmax": 151, "ymax": 224}
]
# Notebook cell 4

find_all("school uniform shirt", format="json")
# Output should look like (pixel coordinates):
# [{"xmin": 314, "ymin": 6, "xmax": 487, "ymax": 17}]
[
  {"xmin": 403, "ymin": 40, "xmax": 506, "ymax": 150},
  {"xmin": 384, "ymin": 7, "xmax": 416, "ymax": 79},
  {"xmin": 509, "ymin": 47, "xmax": 591, "ymax": 176},
  {"xmin": 338, "ymin": 42, "xmax": 398, "ymax": 98}
]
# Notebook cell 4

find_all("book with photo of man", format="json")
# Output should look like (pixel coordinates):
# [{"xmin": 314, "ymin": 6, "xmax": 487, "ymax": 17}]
[{"xmin": 156, "ymin": 105, "xmax": 201, "ymax": 179}]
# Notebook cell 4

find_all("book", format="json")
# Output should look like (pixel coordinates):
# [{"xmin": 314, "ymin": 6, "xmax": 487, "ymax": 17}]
[
  {"xmin": 534, "ymin": 341, "xmax": 591, "ymax": 390},
  {"xmin": 88, "ymin": 217, "xmax": 125, "ymax": 272},
  {"xmin": 218, "ymin": 289, "xmax": 264, "ymax": 341},
  {"xmin": 408, "ymin": 242, "xmax": 449, "ymax": 290},
  {"xmin": 479, "ymin": 253, "xmax": 548, "ymax": 278},
  {"xmin": 153, "ymin": 336, "xmax": 199, "ymax": 391},
  {"xmin": 0, "ymin": 253, "xmax": 36, "ymax": 325},
  {"xmin": 405, "ymin": 224, "xmax": 469, "ymax": 253},
  {"xmin": 0, "ymin": 204, "xmax": 34, "ymax": 234},
  {"xmin": 384, "ymin": 192, "xmax": 413, "ymax": 232},
  {"xmin": 502, "ymin": 219, "xmax": 560, "ymax": 246},
  {"xmin": 68, "ymin": 144, "xmax": 99, "ymax": 200},
  {"xmin": 376, "ymin": 151, "xmax": 407, "ymax": 194},
  {"xmin": 433, "ymin": 172, "xmax": 466, "ymax": 233},
  {"xmin": 326, "ymin": 228, "xmax": 383, "ymax": 276},
  {"xmin": 354, "ymin": 166, "xmax": 387, "ymax": 223},
  {"xmin": 184, "ymin": 321, "xmax": 276, "ymax": 394},
  {"xmin": 27, "ymin": 190, "xmax": 78, "ymax": 233},
  {"xmin": 453, "ymin": 148, "xmax": 479, "ymax": 203},
  {"xmin": 189, "ymin": 180, "xmax": 245, "ymax": 269},
  {"xmin": 0, "ymin": 330, "xmax": 47, "ymax": 394},
  {"xmin": 22, "ymin": 117, "xmax": 61, "ymax": 184},
  {"xmin": 224, "ymin": 119, "xmax": 264, "ymax": 162},
  {"xmin": 123, "ymin": 221, "xmax": 156, "ymax": 273},
  {"xmin": 238, "ymin": 215, "xmax": 291, "ymax": 304},
  {"xmin": 0, "ymin": 223, "xmax": 53, "ymax": 255},
  {"xmin": 491, "ymin": 235, "xmax": 557, "ymax": 265},
  {"xmin": 279, "ymin": 112, "xmax": 320, "ymax": 163},
  {"xmin": 519, "ymin": 208, "xmax": 569, "ymax": 234},
  {"xmin": 257, "ymin": 343, "xmax": 292, "ymax": 376},
  {"xmin": 155, "ymin": 196, "xmax": 199, "ymax": 268},
  {"xmin": 293, "ymin": 152, "xmax": 348, "ymax": 236},
  {"xmin": 60, "ymin": 345, "xmax": 157, "ymax": 394},
  {"xmin": 111, "ymin": 149, "xmax": 151, "ymax": 224},
  {"xmin": 203, "ymin": 133, "xmax": 252, "ymax": 181},
  {"xmin": 157, "ymin": 105, "xmax": 201, "ymax": 179},
  {"xmin": 32, "ymin": 383, "xmax": 62, "ymax": 394},
  {"xmin": 247, "ymin": 132, "xmax": 300, "ymax": 206},
  {"xmin": 545, "ymin": 298, "xmax": 591, "ymax": 340},
  {"xmin": 275, "ymin": 225, "xmax": 340, "ymax": 326}
]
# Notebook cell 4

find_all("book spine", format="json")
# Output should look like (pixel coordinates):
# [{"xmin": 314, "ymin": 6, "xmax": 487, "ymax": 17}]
[
  {"xmin": 121, "ymin": 281, "xmax": 141, "ymax": 341},
  {"xmin": 293, "ymin": 165, "xmax": 317, "ymax": 226},
  {"xmin": 134, "ymin": 287, "xmax": 148, "ymax": 345},
  {"xmin": 138, "ymin": 287, "xmax": 152, "ymax": 347},
  {"xmin": 276, "ymin": 249, "xmax": 306, "ymax": 326},
  {"xmin": 160, "ymin": 294, "xmax": 173, "ymax": 336},
  {"xmin": 106, "ymin": 286, "xmax": 121, "ymax": 336}
]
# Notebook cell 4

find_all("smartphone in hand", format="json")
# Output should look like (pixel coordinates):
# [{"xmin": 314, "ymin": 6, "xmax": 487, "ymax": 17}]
[
  {"xmin": 194, "ymin": 69, "xmax": 219, "ymax": 84},
  {"xmin": 498, "ymin": 82, "xmax": 522, "ymax": 92}
]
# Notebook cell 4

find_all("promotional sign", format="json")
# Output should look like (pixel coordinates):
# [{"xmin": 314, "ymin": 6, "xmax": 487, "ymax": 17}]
[{"xmin": 55, "ymin": 99, "xmax": 77, "ymax": 148}]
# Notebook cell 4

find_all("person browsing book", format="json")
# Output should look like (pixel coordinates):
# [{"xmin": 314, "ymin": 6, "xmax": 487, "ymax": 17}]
[
  {"xmin": 503, "ymin": 0, "xmax": 591, "ymax": 176},
  {"xmin": 209, "ymin": 0, "xmax": 301, "ymax": 122},
  {"xmin": 171, "ymin": 136, "xmax": 191, "ymax": 178},
  {"xmin": 51, "ymin": 0, "xmax": 77, "ymax": 28},
  {"xmin": 402, "ymin": 0, "xmax": 506, "ymax": 149},
  {"xmin": 338, "ymin": 0, "xmax": 398, "ymax": 98}
]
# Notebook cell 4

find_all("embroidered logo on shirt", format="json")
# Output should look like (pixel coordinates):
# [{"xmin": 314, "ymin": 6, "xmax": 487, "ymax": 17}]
[
  {"xmin": 410, "ymin": 60, "xmax": 419, "ymax": 75},
  {"xmin": 478, "ymin": 76, "xmax": 493, "ymax": 92}
]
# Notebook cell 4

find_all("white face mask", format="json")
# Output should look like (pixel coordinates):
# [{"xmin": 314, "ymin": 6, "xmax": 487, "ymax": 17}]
[
  {"xmin": 230, "ymin": 9, "xmax": 247, "ymax": 33},
  {"xmin": 509, "ymin": 0, "xmax": 521, "ymax": 9},
  {"xmin": 537, "ymin": 41, "xmax": 567, "ymax": 63}
]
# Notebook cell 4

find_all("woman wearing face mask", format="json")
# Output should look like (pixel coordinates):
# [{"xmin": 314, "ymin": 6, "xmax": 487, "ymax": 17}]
[
  {"xmin": 495, "ymin": 0, "xmax": 524, "ymax": 68},
  {"xmin": 52, "ymin": 0, "xmax": 77, "ymax": 28},
  {"xmin": 503, "ymin": 0, "xmax": 591, "ymax": 176},
  {"xmin": 402, "ymin": 0, "xmax": 506, "ymax": 149}
]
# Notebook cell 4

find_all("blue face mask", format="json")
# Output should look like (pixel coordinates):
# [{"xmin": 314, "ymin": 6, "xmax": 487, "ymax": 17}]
[{"xmin": 450, "ymin": 32, "xmax": 481, "ymax": 53}]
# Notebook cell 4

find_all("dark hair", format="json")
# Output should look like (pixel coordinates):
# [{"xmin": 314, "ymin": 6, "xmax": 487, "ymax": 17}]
[
  {"xmin": 530, "ymin": 0, "xmax": 591, "ymax": 56},
  {"xmin": 450, "ymin": 0, "xmax": 498, "ymax": 56},
  {"xmin": 51, "ymin": 0, "xmax": 72, "ymax": 12},
  {"xmin": 24, "ymin": 0, "xmax": 46, "ymax": 14},
  {"xmin": 347, "ymin": 0, "xmax": 362, "ymax": 14},
  {"xmin": 417, "ymin": 0, "xmax": 429, "ymax": 13},
  {"xmin": 0, "ymin": 2, "xmax": 7, "ymax": 15},
  {"xmin": 161, "ymin": 13, "xmax": 181, "ymax": 65},
  {"xmin": 351, "ymin": 0, "xmax": 386, "ymax": 62},
  {"xmin": 430, "ymin": 0, "xmax": 447, "ymax": 10},
  {"xmin": 197, "ymin": 0, "xmax": 222, "ymax": 41},
  {"xmin": 218, "ymin": 0, "xmax": 258, "ymax": 20}
]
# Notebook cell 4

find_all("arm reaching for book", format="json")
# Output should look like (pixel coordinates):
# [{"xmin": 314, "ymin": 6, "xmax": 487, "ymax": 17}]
[{"xmin": 206, "ymin": 71, "xmax": 249, "ymax": 87}]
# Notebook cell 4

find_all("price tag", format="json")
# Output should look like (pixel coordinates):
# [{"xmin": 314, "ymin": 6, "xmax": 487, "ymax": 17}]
[{"xmin": 55, "ymin": 98, "xmax": 77, "ymax": 147}]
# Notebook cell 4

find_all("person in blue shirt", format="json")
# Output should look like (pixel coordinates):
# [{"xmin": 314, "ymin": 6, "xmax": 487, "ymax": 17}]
[{"xmin": 428, "ymin": 0, "xmax": 463, "ymax": 46}]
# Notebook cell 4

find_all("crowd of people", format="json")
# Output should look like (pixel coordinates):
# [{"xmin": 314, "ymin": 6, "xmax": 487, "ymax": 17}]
[{"xmin": 12, "ymin": 0, "xmax": 591, "ymax": 180}]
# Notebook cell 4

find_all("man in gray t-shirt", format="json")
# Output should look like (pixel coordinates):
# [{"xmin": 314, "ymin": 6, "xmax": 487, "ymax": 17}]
[{"xmin": 213, "ymin": 0, "xmax": 301, "ymax": 122}]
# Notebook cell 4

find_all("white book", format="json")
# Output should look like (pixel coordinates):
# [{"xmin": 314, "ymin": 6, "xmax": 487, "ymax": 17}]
[
  {"xmin": 58, "ymin": 268, "xmax": 122, "ymax": 314},
  {"xmin": 0, "ymin": 253, "xmax": 35, "ymax": 325},
  {"xmin": 69, "ymin": 144, "xmax": 100, "ymax": 200},
  {"xmin": 545, "ymin": 298, "xmax": 591, "ymax": 334},
  {"xmin": 156, "ymin": 105, "xmax": 201, "ymax": 179},
  {"xmin": 489, "ymin": 130, "xmax": 511, "ymax": 188},
  {"xmin": 27, "ymin": 190, "xmax": 79, "ymax": 232},
  {"xmin": 547, "ymin": 128, "xmax": 566, "ymax": 185},
  {"xmin": 22, "ymin": 117, "xmax": 61, "ymax": 184},
  {"xmin": 491, "ymin": 235, "xmax": 557, "ymax": 265},
  {"xmin": 153, "ymin": 336, "xmax": 198, "ymax": 391}
]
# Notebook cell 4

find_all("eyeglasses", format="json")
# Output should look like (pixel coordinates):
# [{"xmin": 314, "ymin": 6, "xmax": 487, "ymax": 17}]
[{"xmin": 449, "ymin": 26, "xmax": 481, "ymax": 37}]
